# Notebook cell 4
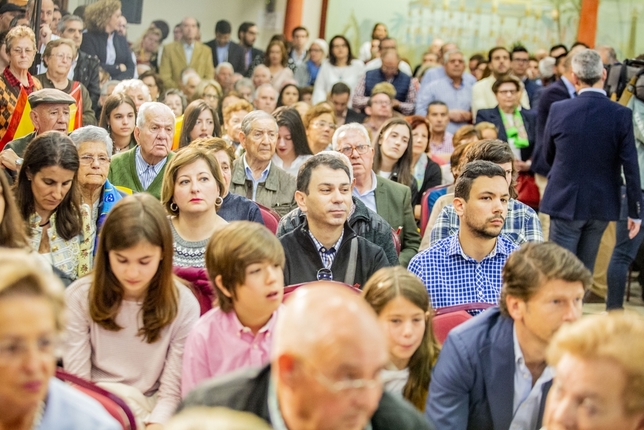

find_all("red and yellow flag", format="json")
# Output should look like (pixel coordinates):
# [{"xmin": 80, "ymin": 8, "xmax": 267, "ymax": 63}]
[
  {"xmin": 68, "ymin": 82, "xmax": 82, "ymax": 131},
  {"xmin": 0, "ymin": 87, "xmax": 34, "ymax": 149}
]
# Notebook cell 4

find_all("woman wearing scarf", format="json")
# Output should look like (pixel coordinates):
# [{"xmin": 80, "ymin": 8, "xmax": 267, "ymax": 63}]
[
  {"xmin": 69, "ymin": 126, "xmax": 123, "ymax": 274},
  {"xmin": 475, "ymin": 75, "xmax": 537, "ymax": 209}
]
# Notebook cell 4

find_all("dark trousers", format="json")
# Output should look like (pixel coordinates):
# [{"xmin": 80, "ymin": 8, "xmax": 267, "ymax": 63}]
[
  {"xmin": 606, "ymin": 190, "xmax": 644, "ymax": 309},
  {"xmin": 549, "ymin": 218, "xmax": 609, "ymax": 272}
]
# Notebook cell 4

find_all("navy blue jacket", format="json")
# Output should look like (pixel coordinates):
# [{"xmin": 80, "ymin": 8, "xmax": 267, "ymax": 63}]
[
  {"xmin": 531, "ymin": 79, "xmax": 571, "ymax": 176},
  {"xmin": 476, "ymin": 106, "xmax": 536, "ymax": 161},
  {"xmin": 205, "ymin": 40, "xmax": 246, "ymax": 74},
  {"xmin": 523, "ymin": 78, "xmax": 540, "ymax": 106},
  {"xmin": 541, "ymin": 90, "xmax": 642, "ymax": 221},
  {"xmin": 365, "ymin": 68, "xmax": 410, "ymax": 103},
  {"xmin": 426, "ymin": 307, "xmax": 551, "ymax": 430},
  {"xmin": 80, "ymin": 31, "xmax": 135, "ymax": 81}
]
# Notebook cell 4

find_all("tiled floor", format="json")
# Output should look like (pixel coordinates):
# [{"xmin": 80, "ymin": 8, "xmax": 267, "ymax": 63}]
[{"xmin": 583, "ymin": 277, "xmax": 644, "ymax": 315}]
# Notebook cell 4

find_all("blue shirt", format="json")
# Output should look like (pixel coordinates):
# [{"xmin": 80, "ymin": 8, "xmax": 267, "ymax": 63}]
[
  {"xmin": 417, "ymin": 76, "xmax": 474, "ymax": 132},
  {"xmin": 308, "ymin": 229, "xmax": 344, "ymax": 269},
  {"xmin": 417, "ymin": 67, "xmax": 476, "ymax": 117},
  {"xmin": 408, "ymin": 234, "xmax": 518, "ymax": 308},
  {"xmin": 430, "ymin": 198, "xmax": 543, "ymax": 246},
  {"xmin": 134, "ymin": 146, "xmax": 168, "ymax": 190},
  {"xmin": 561, "ymin": 76, "xmax": 577, "ymax": 99},
  {"xmin": 216, "ymin": 43, "xmax": 229, "ymax": 65},
  {"xmin": 243, "ymin": 156, "xmax": 271, "ymax": 201},
  {"xmin": 183, "ymin": 42, "xmax": 195, "ymax": 64},
  {"xmin": 353, "ymin": 171, "xmax": 378, "ymax": 212}
]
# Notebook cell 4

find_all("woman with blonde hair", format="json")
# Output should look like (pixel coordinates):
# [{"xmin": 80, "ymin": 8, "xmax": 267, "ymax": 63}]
[
  {"xmin": 0, "ymin": 249, "xmax": 121, "ymax": 429},
  {"xmin": 362, "ymin": 266, "xmax": 440, "ymax": 411},
  {"xmin": 191, "ymin": 79, "xmax": 222, "ymax": 111},
  {"xmin": 133, "ymin": 26, "xmax": 163, "ymax": 73},
  {"xmin": 63, "ymin": 193, "xmax": 200, "ymax": 428},
  {"xmin": 161, "ymin": 146, "xmax": 228, "ymax": 268},
  {"xmin": 80, "ymin": 0, "xmax": 135, "ymax": 80}
]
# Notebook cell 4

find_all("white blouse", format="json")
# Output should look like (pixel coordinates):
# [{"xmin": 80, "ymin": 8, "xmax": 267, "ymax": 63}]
[{"xmin": 312, "ymin": 59, "xmax": 365, "ymax": 105}]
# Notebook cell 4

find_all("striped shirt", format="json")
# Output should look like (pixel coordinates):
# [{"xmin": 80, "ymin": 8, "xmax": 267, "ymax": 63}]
[{"xmin": 135, "ymin": 146, "xmax": 167, "ymax": 190}]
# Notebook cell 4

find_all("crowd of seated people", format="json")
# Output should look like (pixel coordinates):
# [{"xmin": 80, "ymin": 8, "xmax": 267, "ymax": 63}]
[{"xmin": 0, "ymin": 0, "xmax": 643, "ymax": 428}]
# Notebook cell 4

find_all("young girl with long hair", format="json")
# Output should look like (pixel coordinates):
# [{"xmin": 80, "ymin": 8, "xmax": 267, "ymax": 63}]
[
  {"xmin": 362, "ymin": 266, "xmax": 440, "ymax": 410},
  {"xmin": 63, "ymin": 193, "xmax": 200, "ymax": 428}
]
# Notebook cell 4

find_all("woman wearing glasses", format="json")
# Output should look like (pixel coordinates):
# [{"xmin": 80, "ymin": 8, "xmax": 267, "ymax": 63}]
[
  {"xmin": 303, "ymin": 103, "xmax": 336, "ymax": 154},
  {"xmin": 312, "ymin": 35, "xmax": 364, "ymax": 105},
  {"xmin": 69, "ymin": 126, "xmax": 123, "ymax": 271},
  {"xmin": 36, "ymin": 39, "xmax": 97, "ymax": 127},
  {"xmin": 0, "ymin": 26, "xmax": 42, "ymax": 141}
]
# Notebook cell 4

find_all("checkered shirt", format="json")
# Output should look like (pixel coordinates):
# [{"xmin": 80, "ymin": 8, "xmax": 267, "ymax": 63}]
[
  {"xmin": 429, "ymin": 198, "xmax": 543, "ymax": 246},
  {"xmin": 308, "ymin": 230, "xmax": 344, "ymax": 270},
  {"xmin": 408, "ymin": 234, "xmax": 518, "ymax": 309}
]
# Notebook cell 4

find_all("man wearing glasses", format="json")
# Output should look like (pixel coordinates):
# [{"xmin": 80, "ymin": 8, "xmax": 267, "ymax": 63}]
[
  {"xmin": 180, "ymin": 282, "xmax": 433, "ymax": 430},
  {"xmin": 333, "ymin": 122, "xmax": 420, "ymax": 267},
  {"xmin": 279, "ymin": 153, "xmax": 388, "ymax": 287}
]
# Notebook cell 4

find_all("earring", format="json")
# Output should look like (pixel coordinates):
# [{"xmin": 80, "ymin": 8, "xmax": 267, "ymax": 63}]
[
  {"xmin": 170, "ymin": 202, "xmax": 178, "ymax": 212},
  {"xmin": 107, "ymin": 124, "xmax": 111, "ymax": 133},
  {"xmin": 215, "ymin": 196, "xmax": 223, "ymax": 207}
]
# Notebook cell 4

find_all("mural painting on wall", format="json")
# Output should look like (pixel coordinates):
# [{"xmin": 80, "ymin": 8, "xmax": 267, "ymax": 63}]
[{"xmin": 326, "ymin": 0, "xmax": 582, "ymax": 64}]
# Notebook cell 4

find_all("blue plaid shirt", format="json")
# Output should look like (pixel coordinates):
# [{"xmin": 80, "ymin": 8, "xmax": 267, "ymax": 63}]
[
  {"xmin": 408, "ymin": 234, "xmax": 518, "ymax": 309},
  {"xmin": 429, "ymin": 198, "xmax": 543, "ymax": 246},
  {"xmin": 308, "ymin": 230, "xmax": 344, "ymax": 269}
]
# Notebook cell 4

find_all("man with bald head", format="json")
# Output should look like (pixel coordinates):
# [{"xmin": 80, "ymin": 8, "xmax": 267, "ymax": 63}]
[
  {"xmin": 108, "ymin": 102, "xmax": 175, "ymax": 199},
  {"xmin": 159, "ymin": 16, "xmax": 214, "ymax": 89},
  {"xmin": 180, "ymin": 282, "xmax": 433, "ymax": 429}
]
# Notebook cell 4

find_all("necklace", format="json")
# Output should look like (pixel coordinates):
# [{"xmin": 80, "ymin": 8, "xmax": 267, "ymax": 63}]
[
  {"xmin": 31, "ymin": 401, "xmax": 46, "ymax": 429},
  {"xmin": 39, "ymin": 220, "xmax": 50, "ymax": 228}
]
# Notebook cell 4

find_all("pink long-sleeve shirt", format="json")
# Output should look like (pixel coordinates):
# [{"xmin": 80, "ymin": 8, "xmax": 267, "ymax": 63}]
[
  {"xmin": 181, "ymin": 306, "xmax": 281, "ymax": 397},
  {"xmin": 63, "ymin": 277, "xmax": 200, "ymax": 424}
]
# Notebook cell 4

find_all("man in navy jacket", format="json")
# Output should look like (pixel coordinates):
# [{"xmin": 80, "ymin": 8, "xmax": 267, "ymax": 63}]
[
  {"xmin": 427, "ymin": 242, "xmax": 590, "ymax": 430},
  {"xmin": 541, "ymin": 49, "xmax": 642, "ymax": 273}
]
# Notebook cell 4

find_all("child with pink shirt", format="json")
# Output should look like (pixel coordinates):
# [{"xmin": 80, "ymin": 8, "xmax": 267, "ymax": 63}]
[{"xmin": 181, "ymin": 221, "xmax": 285, "ymax": 397}]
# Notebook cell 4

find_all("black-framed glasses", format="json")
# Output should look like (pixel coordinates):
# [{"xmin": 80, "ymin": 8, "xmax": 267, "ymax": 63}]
[{"xmin": 317, "ymin": 268, "xmax": 333, "ymax": 281}]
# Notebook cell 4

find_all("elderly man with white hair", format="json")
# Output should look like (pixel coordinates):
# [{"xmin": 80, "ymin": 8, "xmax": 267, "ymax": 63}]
[
  {"xmin": 179, "ymin": 282, "xmax": 434, "ymax": 429},
  {"xmin": 215, "ymin": 61, "xmax": 235, "ymax": 94},
  {"xmin": 332, "ymin": 122, "xmax": 420, "ymax": 267},
  {"xmin": 69, "ymin": 125, "xmax": 123, "ymax": 266},
  {"xmin": 253, "ymin": 83, "xmax": 278, "ymax": 114},
  {"xmin": 113, "ymin": 79, "xmax": 152, "ymax": 112},
  {"xmin": 541, "ymin": 48, "xmax": 642, "ymax": 287},
  {"xmin": 229, "ymin": 110, "xmax": 296, "ymax": 216},
  {"xmin": 107, "ymin": 102, "xmax": 175, "ymax": 199}
]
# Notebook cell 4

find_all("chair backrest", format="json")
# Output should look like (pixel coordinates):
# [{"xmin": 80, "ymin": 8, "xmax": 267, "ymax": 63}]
[
  {"xmin": 173, "ymin": 266, "xmax": 215, "ymax": 315},
  {"xmin": 55, "ymin": 368, "xmax": 136, "ymax": 430},
  {"xmin": 420, "ymin": 185, "xmax": 450, "ymax": 237},
  {"xmin": 391, "ymin": 228, "xmax": 401, "ymax": 256},
  {"xmin": 432, "ymin": 303, "xmax": 495, "ymax": 344},
  {"xmin": 283, "ymin": 281, "xmax": 361, "ymax": 301},
  {"xmin": 256, "ymin": 203, "xmax": 281, "ymax": 234}
]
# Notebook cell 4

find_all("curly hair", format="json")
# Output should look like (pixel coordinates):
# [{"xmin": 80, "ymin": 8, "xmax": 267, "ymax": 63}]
[{"xmin": 84, "ymin": 0, "xmax": 121, "ymax": 33}]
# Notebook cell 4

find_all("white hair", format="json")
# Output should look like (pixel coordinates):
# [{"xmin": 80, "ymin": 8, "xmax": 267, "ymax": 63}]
[
  {"xmin": 215, "ymin": 62, "xmax": 234, "ymax": 74},
  {"xmin": 253, "ymin": 83, "xmax": 277, "ymax": 100},
  {"xmin": 240, "ymin": 110, "xmax": 276, "ymax": 135},
  {"xmin": 136, "ymin": 102, "xmax": 175, "ymax": 128},
  {"xmin": 572, "ymin": 49, "xmax": 604, "ymax": 85},
  {"xmin": 181, "ymin": 68, "xmax": 201, "ymax": 86},
  {"xmin": 332, "ymin": 123, "xmax": 372, "ymax": 150},
  {"xmin": 69, "ymin": 125, "xmax": 113, "ymax": 159},
  {"xmin": 113, "ymin": 79, "xmax": 151, "ymax": 102}
]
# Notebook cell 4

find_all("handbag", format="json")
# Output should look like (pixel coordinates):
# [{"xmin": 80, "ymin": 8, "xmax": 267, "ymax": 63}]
[{"xmin": 516, "ymin": 171, "xmax": 540, "ymax": 210}]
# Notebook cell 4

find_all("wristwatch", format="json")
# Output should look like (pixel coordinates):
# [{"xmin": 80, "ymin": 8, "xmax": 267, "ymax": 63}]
[{"xmin": 15, "ymin": 157, "xmax": 23, "ymax": 167}]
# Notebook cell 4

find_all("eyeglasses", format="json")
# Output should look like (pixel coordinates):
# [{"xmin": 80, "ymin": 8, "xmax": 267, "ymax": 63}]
[
  {"xmin": 51, "ymin": 53, "xmax": 73, "ymax": 61},
  {"xmin": 0, "ymin": 335, "xmax": 59, "ymax": 364},
  {"xmin": 317, "ymin": 268, "xmax": 333, "ymax": 281},
  {"xmin": 371, "ymin": 99, "xmax": 391, "ymax": 106},
  {"xmin": 312, "ymin": 121, "xmax": 336, "ymax": 130},
  {"xmin": 338, "ymin": 144, "xmax": 370, "ymax": 156},
  {"xmin": 80, "ymin": 155, "xmax": 110, "ymax": 165},
  {"xmin": 303, "ymin": 359, "xmax": 382, "ymax": 394},
  {"xmin": 11, "ymin": 47, "xmax": 35, "ymax": 56},
  {"xmin": 497, "ymin": 89, "xmax": 517, "ymax": 96},
  {"xmin": 203, "ymin": 93, "xmax": 219, "ymax": 100}
]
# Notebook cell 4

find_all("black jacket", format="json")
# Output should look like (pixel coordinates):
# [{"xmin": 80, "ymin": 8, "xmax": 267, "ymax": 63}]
[
  {"xmin": 80, "ymin": 31, "xmax": 135, "ymax": 81},
  {"xmin": 276, "ymin": 197, "xmax": 399, "ymax": 266},
  {"xmin": 345, "ymin": 108, "xmax": 366, "ymax": 124},
  {"xmin": 414, "ymin": 157, "xmax": 443, "ymax": 206},
  {"xmin": 73, "ymin": 50, "xmax": 101, "ymax": 111},
  {"xmin": 279, "ymin": 222, "xmax": 390, "ymax": 288},
  {"xmin": 180, "ymin": 364, "xmax": 435, "ymax": 430},
  {"xmin": 205, "ymin": 40, "xmax": 246, "ymax": 74}
]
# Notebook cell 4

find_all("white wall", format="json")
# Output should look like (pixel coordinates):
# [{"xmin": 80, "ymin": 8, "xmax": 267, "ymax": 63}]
[{"xmin": 67, "ymin": 0, "xmax": 300, "ymax": 49}]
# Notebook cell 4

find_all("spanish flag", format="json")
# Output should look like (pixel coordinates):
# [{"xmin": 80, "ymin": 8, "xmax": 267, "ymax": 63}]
[
  {"xmin": 172, "ymin": 114, "xmax": 183, "ymax": 150},
  {"xmin": 68, "ymin": 82, "xmax": 82, "ymax": 131},
  {"xmin": 0, "ymin": 87, "xmax": 34, "ymax": 149}
]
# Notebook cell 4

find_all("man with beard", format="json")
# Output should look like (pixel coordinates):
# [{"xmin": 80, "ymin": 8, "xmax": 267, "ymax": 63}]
[{"xmin": 409, "ymin": 160, "xmax": 517, "ymax": 308}]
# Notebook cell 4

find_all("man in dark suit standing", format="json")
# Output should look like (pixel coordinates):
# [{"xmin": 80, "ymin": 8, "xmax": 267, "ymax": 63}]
[
  {"xmin": 530, "ymin": 53, "xmax": 576, "ymax": 240},
  {"xmin": 238, "ymin": 22, "xmax": 264, "ymax": 77},
  {"xmin": 204, "ymin": 20, "xmax": 245, "ymax": 74},
  {"xmin": 427, "ymin": 242, "xmax": 590, "ymax": 430},
  {"xmin": 180, "ymin": 282, "xmax": 434, "ymax": 430},
  {"xmin": 541, "ymin": 49, "xmax": 642, "ymax": 274}
]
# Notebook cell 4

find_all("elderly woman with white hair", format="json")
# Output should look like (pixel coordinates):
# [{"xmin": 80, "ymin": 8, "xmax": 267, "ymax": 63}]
[
  {"xmin": 113, "ymin": 78, "xmax": 151, "ymax": 111},
  {"xmin": 294, "ymin": 38, "xmax": 328, "ymax": 87},
  {"xmin": 69, "ymin": 125, "xmax": 123, "ymax": 267}
]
